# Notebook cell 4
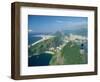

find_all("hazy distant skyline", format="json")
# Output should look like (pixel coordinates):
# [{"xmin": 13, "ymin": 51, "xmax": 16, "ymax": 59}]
[{"xmin": 28, "ymin": 15, "xmax": 88, "ymax": 33}]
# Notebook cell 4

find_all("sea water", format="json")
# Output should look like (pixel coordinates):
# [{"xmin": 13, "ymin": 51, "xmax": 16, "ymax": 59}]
[{"xmin": 28, "ymin": 53, "xmax": 52, "ymax": 66}]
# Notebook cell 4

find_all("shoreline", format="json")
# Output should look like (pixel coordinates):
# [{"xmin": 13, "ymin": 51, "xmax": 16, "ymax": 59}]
[{"xmin": 28, "ymin": 35, "xmax": 54, "ymax": 48}]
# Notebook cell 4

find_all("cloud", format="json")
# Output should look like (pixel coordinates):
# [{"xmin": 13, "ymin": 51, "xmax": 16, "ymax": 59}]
[
  {"xmin": 28, "ymin": 29, "xmax": 33, "ymax": 32},
  {"xmin": 56, "ymin": 20, "xmax": 63, "ymax": 23}
]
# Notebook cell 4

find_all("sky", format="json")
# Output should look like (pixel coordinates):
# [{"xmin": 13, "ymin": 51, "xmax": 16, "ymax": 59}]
[{"xmin": 28, "ymin": 15, "xmax": 88, "ymax": 33}]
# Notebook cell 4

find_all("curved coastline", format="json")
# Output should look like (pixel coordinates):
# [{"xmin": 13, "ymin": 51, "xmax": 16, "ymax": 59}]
[{"xmin": 28, "ymin": 35, "xmax": 54, "ymax": 48}]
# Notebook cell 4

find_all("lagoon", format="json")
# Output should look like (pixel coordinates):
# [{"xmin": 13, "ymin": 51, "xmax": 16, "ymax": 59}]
[{"xmin": 28, "ymin": 53, "xmax": 52, "ymax": 66}]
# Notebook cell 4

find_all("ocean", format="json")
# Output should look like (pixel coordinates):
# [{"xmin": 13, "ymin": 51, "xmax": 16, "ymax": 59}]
[
  {"xmin": 28, "ymin": 33, "xmax": 42, "ymax": 45},
  {"xmin": 28, "ymin": 53, "xmax": 52, "ymax": 66},
  {"xmin": 28, "ymin": 33, "xmax": 53, "ymax": 66}
]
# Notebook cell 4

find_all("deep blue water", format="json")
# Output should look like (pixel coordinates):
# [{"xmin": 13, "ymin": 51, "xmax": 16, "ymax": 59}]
[
  {"xmin": 28, "ymin": 34, "xmax": 42, "ymax": 45},
  {"xmin": 28, "ymin": 53, "xmax": 52, "ymax": 66}
]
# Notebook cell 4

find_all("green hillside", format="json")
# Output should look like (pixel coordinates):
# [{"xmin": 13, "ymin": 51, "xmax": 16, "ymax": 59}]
[{"xmin": 61, "ymin": 42, "xmax": 86, "ymax": 64}]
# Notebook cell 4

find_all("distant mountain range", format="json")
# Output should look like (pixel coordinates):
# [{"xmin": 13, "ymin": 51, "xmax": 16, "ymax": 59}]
[
  {"xmin": 28, "ymin": 32, "xmax": 53, "ymax": 35},
  {"xmin": 63, "ymin": 28, "xmax": 87, "ymax": 36},
  {"xmin": 28, "ymin": 28, "xmax": 87, "ymax": 37}
]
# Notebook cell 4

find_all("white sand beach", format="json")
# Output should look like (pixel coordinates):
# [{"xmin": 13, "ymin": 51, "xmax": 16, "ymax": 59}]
[{"xmin": 28, "ymin": 35, "xmax": 55, "ymax": 48}]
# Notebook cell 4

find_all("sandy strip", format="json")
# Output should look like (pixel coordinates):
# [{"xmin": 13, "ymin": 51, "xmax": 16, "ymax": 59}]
[{"xmin": 28, "ymin": 35, "xmax": 54, "ymax": 48}]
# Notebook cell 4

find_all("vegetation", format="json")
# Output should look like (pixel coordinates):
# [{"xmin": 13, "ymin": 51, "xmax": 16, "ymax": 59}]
[
  {"xmin": 28, "ymin": 32, "xmax": 87, "ymax": 65},
  {"xmin": 61, "ymin": 42, "xmax": 86, "ymax": 64},
  {"xmin": 28, "ymin": 38, "xmax": 54, "ymax": 57}
]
